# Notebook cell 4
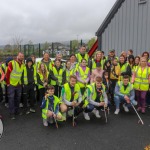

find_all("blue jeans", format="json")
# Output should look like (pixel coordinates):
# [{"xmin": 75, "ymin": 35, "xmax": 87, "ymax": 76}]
[
  {"xmin": 114, "ymin": 95, "xmax": 136, "ymax": 109},
  {"xmin": 8, "ymin": 85, "xmax": 22, "ymax": 114},
  {"xmin": 84, "ymin": 104, "xmax": 95, "ymax": 113}
]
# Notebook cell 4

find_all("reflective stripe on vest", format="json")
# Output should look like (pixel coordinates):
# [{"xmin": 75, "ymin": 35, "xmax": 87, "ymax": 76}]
[{"xmin": 10, "ymin": 60, "xmax": 24, "ymax": 86}]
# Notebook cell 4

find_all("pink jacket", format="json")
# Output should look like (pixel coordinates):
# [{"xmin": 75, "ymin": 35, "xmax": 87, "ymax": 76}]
[{"xmin": 90, "ymin": 69, "xmax": 104, "ymax": 83}]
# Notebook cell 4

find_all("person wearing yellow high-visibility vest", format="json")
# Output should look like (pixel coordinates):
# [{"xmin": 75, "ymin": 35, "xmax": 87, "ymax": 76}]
[
  {"xmin": 55, "ymin": 53, "xmax": 66, "ymax": 70},
  {"xmin": 37, "ymin": 63, "xmax": 49, "ymax": 104},
  {"xmin": 90, "ymin": 51, "xmax": 106, "ymax": 71},
  {"xmin": 110, "ymin": 58, "xmax": 121, "ymax": 104},
  {"xmin": 1, "ymin": 57, "xmax": 13, "ymax": 107},
  {"xmin": 41, "ymin": 85, "xmax": 62, "ymax": 127},
  {"xmin": 30, "ymin": 54, "xmax": 38, "ymax": 71},
  {"xmin": 21, "ymin": 57, "xmax": 37, "ymax": 114},
  {"xmin": 142, "ymin": 51, "xmax": 150, "ymax": 63},
  {"xmin": 37, "ymin": 52, "xmax": 53, "ymax": 72},
  {"xmin": 75, "ymin": 45, "xmax": 89, "ymax": 64},
  {"xmin": 128, "ymin": 55, "xmax": 135, "ymax": 70},
  {"xmin": 76, "ymin": 59, "xmax": 90, "ymax": 95},
  {"xmin": 132, "ymin": 56, "xmax": 140, "ymax": 72},
  {"xmin": 49, "ymin": 59, "xmax": 63, "ymax": 97},
  {"xmin": 119, "ymin": 55, "xmax": 132, "ymax": 81},
  {"xmin": 69, "ymin": 54, "xmax": 78, "ymax": 76},
  {"xmin": 131, "ymin": 57, "xmax": 150, "ymax": 113},
  {"xmin": 0, "ymin": 66, "xmax": 5, "ymax": 103},
  {"xmin": 83, "ymin": 76, "xmax": 108, "ymax": 120},
  {"xmin": 60, "ymin": 75, "xmax": 83, "ymax": 120},
  {"xmin": 5, "ymin": 52, "xmax": 24, "ymax": 120},
  {"xmin": 62, "ymin": 60, "xmax": 74, "ymax": 85},
  {"xmin": 114, "ymin": 75, "xmax": 137, "ymax": 115},
  {"xmin": 105, "ymin": 49, "xmax": 118, "ymax": 62}
]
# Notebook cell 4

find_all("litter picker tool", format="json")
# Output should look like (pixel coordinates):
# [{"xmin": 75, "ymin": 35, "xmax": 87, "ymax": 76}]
[{"xmin": 130, "ymin": 102, "xmax": 144, "ymax": 125}]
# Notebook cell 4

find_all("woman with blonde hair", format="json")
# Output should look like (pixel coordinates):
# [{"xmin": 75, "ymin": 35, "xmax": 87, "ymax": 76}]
[
  {"xmin": 90, "ymin": 51, "xmax": 105, "ymax": 71},
  {"xmin": 37, "ymin": 63, "xmax": 49, "ymax": 103},
  {"xmin": 132, "ymin": 57, "xmax": 150, "ymax": 113}
]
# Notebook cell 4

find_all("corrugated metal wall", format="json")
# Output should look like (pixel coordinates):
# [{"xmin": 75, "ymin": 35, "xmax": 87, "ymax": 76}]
[{"xmin": 99, "ymin": 0, "xmax": 150, "ymax": 56}]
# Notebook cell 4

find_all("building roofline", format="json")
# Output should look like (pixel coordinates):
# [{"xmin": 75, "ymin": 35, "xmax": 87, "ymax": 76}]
[{"xmin": 96, "ymin": 0, "xmax": 125, "ymax": 36}]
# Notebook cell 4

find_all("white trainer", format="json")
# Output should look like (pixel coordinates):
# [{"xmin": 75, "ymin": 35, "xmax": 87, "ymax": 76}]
[
  {"xmin": 123, "ymin": 104, "xmax": 129, "ymax": 112},
  {"xmin": 83, "ymin": 112, "xmax": 90, "ymax": 120},
  {"xmin": 132, "ymin": 101, "xmax": 137, "ymax": 106},
  {"xmin": 92, "ymin": 109, "xmax": 101, "ymax": 118},
  {"xmin": 43, "ymin": 119, "xmax": 48, "ymax": 127},
  {"xmin": 114, "ymin": 109, "xmax": 120, "ymax": 115}
]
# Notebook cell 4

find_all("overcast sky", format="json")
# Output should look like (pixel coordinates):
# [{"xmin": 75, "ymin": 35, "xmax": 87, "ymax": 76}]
[{"xmin": 0, "ymin": 0, "xmax": 116, "ymax": 45}]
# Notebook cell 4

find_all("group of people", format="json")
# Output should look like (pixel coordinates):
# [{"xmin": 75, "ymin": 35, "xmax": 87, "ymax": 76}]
[{"xmin": 0, "ymin": 46, "xmax": 150, "ymax": 127}]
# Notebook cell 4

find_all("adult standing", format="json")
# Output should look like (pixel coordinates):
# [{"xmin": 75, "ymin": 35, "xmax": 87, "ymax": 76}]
[
  {"xmin": 69, "ymin": 54, "xmax": 78, "ymax": 73},
  {"xmin": 119, "ymin": 55, "xmax": 132, "ymax": 80},
  {"xmin": 110, "ymin": 58, "xmax": 121, "ymax": 104},
  {"xmin": 6, "ymin": 52, "xmax": 24, "ymax": 119},
  {"xmin": 142, "ymin": 51, "xmax": 150, "ymax": 63},
  {"xmin": 106, "ymin": 49, "xmax": 118, "ymax": 62},
  {"xmin": 132, "ymin": 57, "xmax": 150, "ymax": 113},
  {"xmin": 38, "ymin": 52, "xmax": 53, "ymax": 72},
  {"xmin": 76, "ymin": 45, "xmax": 89, "ymax": 64},
  {"xmin": 21, "ymin": 57, "xmax": 37, "ymax": 114},
  {"xmin": 76, "ymin": 59, "xmax": 90, "ymax": 95},
  {"xmin": 90, "ymin": 51, "xmax": 105, "ymax": 71}
]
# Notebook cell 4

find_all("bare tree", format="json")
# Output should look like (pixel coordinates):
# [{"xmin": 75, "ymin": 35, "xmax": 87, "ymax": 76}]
[{"xmin": 12, "ymin": 35, "xmax": 23, "ymax": 52}]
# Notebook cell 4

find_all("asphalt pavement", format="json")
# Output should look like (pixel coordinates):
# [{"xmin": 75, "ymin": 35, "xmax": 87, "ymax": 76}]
[{"xmin": 0, "ymin": 104, "xmax": 150, "ymax": 150}]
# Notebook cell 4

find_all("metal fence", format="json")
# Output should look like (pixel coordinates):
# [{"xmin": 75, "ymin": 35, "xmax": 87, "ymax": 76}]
[{"xmin": 0, "ymin": 39, "xmax": 90, "ymax": 62}]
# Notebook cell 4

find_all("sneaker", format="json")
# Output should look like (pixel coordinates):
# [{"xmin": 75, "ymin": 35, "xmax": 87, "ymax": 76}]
[
  {"xmin": 26, "ymin": 111, "xmax": 30, "ymax": 115},
  {"xmin": 43, "ymin": 119, "xmax": 48, "ymax": 127},
  {"xmin": 131, "ymin": 101, "xmax": 138, "ymax": 106},
  {"xmin": 83, "ymin": 112, "xmax": 90, "ymax": 120},
  {"xmin": 114, "ymin": 109, "xmax": 120, "ymax": 115},
  {"xmin": 30, "ymin": 108, "xmax": 36, "ymax": 113},
  {"xmin": 92, "ymin": 109, "xmax": 101, "ymax": 118},
  {"xmin": 123, "ymin": 104, "xmax": 129, "ymax": 112},
  {"xmin": 19, "ymin": 103, "xmax": 23, "ymax": 108},
  {"xmin": 10, "ymin": 114, "xmax": 16, "ymax": 120}
]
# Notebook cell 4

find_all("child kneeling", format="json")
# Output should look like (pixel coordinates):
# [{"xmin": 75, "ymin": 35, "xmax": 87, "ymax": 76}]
[{"xmin": 41, "ymin": 85, "xmax": 62, "ymax": 127}]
